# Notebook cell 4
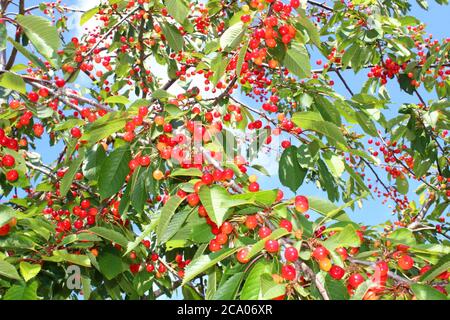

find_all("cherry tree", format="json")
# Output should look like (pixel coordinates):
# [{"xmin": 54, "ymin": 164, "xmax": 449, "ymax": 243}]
[{"xmin": 0, "ymin": 0, "xmax": 449, "ymax": 300}]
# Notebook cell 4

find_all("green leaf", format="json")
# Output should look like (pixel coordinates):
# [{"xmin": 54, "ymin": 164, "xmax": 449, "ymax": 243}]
[
  {"xmin": 308, "ymin": 196, "xmax": 351, "ymax": 221},
  {"xmin": 183, "ymin": 247, "xmax": 239, "ymax": 285},
  {"xmin": 212, "ymin": 272, "xmax": 245, "ymax": 300},
  {"xmin": 59, "ymin": 148, "xmax": 85, "ymax": 196},
  {"xmin": 0, "ymin": 260, "xmax": 21, "ymax": 280},
  {"xmin": 43, "ymin": 250, "xmax": 91, "ymax": 267},
  {"xmin": 396, "ymin": 176, "xmax": 409, "ymax": 195},
  {"xmin": 0, "ymin": 72, "xmax": 26, "ymax": 94},
  {"xmin": 3, "ymin": 282, "xmax": 38, "ymax": 300},
  {"xmin": 283, "ymin": 43, "xmax": 311, "ymax": 79},
  {"xmin": 231, "ymin": 190, "xmax": 277, "ymax": 207},
  {"xmin": 198, "ymin": 185, "xmax": 248, "ymax": 226},
  {"xmin": 323, "ymin": 224, "xmax": 361, "ymax": 251},
  {"xmin": 240, "ymin": 260, "xmax": 272, "ymax": 300},
  {"xmin": 88, "ymin": 227, "xmax": 129, "ymax": 247},
  {"xmin": 80, "ymin": 112, "xmax": 128, "ymax": 145},
  {"xmin": 16, "ymin": 15, "xmax": 61, "ymax": 68},
  {"xmin": 98, "ymin": 248, "xmax": 127, "ymax": 280},
  {"xmin": 420, "ymin": 254, "xmax": 450, "ymax": 282},
  {"xmin": 295, "ymin": 9, "xmax": 321, "ymax": 47},
  {"xmin": 104, "ymin": 95, "xmax": 130, "ymax": 105},
  {"xmin": 279, "ymin": 146, "xmax": 307, "ymax": 193},
  {"xmin": 156, "ymin": 195, "xmax": 185, "ymax": 242},
  {"xmin": 350, "ymin": 279, "xmax": 373, "ymax": 300},
  {"xmin": 82, "ymin": 144, "xmax": 107, "ymax": 181},
  {"xmin": 388, "ymin": 228, "xmax": 416, "ymax": 246},
  {"xmin": 160, "ymin": 22, "xmax": 184, "ymax": 52},
  {"xmin": 80, "ymin": 7, "xmax": 99, "ymax": 26},
  {"xmin": 220, "ymin": 22, "xmax": 246, "ymax": 52},
  {"xmin": 170, "ymin": 168, "xmax": 203, "ymax": 177},
  {"xmin": 165, "ymin": 0, "xmax": 189, "ymax": 25},
  {"xmin": 236, "ymin": 40, "xmax": 249, "ymax": 77},
  {"xmin": 19, "ymin": 262, "xmax": 41, "ymax": 282},
  {"xmin": 98, "ymin": 144, "xmax": 132, "ymax": 200},
  {"xmin": 260, "ymin": 274, "xmax": 286, "ymax": 300},
  {"xmin": 0, "ymin": 23, "xmax": 6, "ymax": 51},
  {"xmin": 292, "ymin": 112, "xmax": 347, "ymax": 149},
  {"xmin": 411, "ymin": 284, "xmax": 447, "ymax": 300},
  {"xmin": 8, "ymin": 37, "xmax": 48, "ymax": 71},
  {"xmin": 246, "ymin": 228, "xmax": 290, "ymax": 260}
]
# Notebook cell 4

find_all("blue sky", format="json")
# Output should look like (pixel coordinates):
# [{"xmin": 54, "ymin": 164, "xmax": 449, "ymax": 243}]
[{"xmin": 9, "ymin": 0, "xmax": 449, "ymax": 226}]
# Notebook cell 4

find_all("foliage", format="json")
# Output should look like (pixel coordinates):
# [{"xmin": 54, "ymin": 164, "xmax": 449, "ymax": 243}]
[{"xmin": 0, "ymin": 0, "xmax": 449, "ymax": 300}]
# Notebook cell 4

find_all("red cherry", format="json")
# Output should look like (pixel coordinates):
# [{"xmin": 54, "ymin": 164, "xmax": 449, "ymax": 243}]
[
  {"xmin": 70, "ymin": 127, "xmax": 82, "ymax": 138},
  {"xmin": 74, "ymin": 219, "xmax": 84, "ymax": 230},
  {"xmin": 187, "ymin": 193, "xmax": 200, "ymax": 207},
  {"xmin": 294, "ymin": 195, "xmax": 309, "ymax": 213},
  {"xmin": 2, "ymin": 155, "xmax": 15, "ymax": 167},
  {"xmin": 201, "ymin": 173, "xmax": 214, "ymax": 185},
  {"xmin": 28, "ymin": 91, "xmax": 39, "ymax": 102},
  {"xmin": 236, "ymin": 248, "xmax": 250, "ymax": 264},
  {"xmin": 258, "ymin": 226, "xmax": 272, "ymax": 238},
  {"xmin": 80, "ymin": 199, "xmax": 90, "ymax": 209},
  {"xmin": 376, "ymin": 261, "xmax": 389, "ymax": 276},
  {"xmin": 312, "ymin": 246, "xmax": 329, "ymax": 260},
  {"xmin": 209, "ymin": 239, "xmax": 221, "ymax": 252},
  {"xmin": 279, "ymin": 219, "xmax": 292, "ymax": 232},
  {"xmin": 248, "ymin": 182, "xmax": 259, "ymax": 192},
  {"xmin": 6, "ymin": 170, "xmax": 19, "ymax": 182},
  {"xmin": 348, "ymin": 273, "xmax": 365, "ymax": 289},
  {"xmin": 265, "ymin": 239, "xmax": 279, "ymax": 253},
  {"xmin": 397, "ymin": 255, "xmax": 414, "ymax": 271},
  {"xmin": 0, "ymin": 223, "xmax": 11, "ymax": 236},
  {"xmin": 284, "ymin": 247, "xmax": 299, "ymax": 262},
  {"xmin": 55, "ymin": 78, "xmax": 66, "ymax": 88},
  {"xmin": 163, "ymin": 123, "xmax": 173, "ymax": 133},
  {"xmin": 419, "ymin": 265, "xmax": 432, "ymax": 275},
  {"xmin": 329, "ymin": 265, "xmax": 345, "ymax": 280},
  {"xmin": 281, "ymin": 264, "xmax": 296, "ymax": 281},
  {"xmin": 139, "ymin": 156, "xmax": 150, "ymax": 167},
  {"xmin": 245, "ymin": 215, "xmax": 258, "ymax": 230},
  {"xmin": 220, "ymin": 221, "xmax": 233, "ymax": 235}
]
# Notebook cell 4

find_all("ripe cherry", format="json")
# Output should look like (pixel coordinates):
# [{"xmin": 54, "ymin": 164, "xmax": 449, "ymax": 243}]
[
  {"xmin": 258, "ymin": 226, "xmax": 272, "ymax": 238},
  {"xmin": 329, "ymin": 265, "xmax": 345, "ymax": 280},
  {"xmin": 245, "ymin": 215, "xmax": 258, "ymax": 230},
  {"xmin": 0, "ymin": 223, "xmax": 11, "ymax": 236},
  {"xmin": 55, "ymin": 78, "xmax": 65, "ymax": 88},
  {"xmin": 2, "ymin": 155, "xmax": 15, "ymax": 167},
  {"xmin": 279, "ymin": 219, "xmax": 292, "ymax": 232},
  {"xmin": 248, "ymin": 182, "xmax": 260, "ymax": 192},
  {"xmin": 284, "ymin": 247, "xmax": 299, "ymax": 262},
  {"xmin": 6, "ymin": 170, "xmax": 19, "ymax": 182},
  {"xmin": 397, "ymin": 255, "xmax": 414, "ymax": 270},
  {"xmin": 28, "ymin": 91, "xmax": 39, "ymax": 103},
  {"xmin": 281, "ymin": 264, "xmax": 296, "ymax": 281},
  {"xmin": 221, "ymin": 221, "xmax": 233, "ymax": 235},
  {"xmin": 201, "ymin": 173, "xmax": 214, "ymax": 185},
  {"xmin": 348, "ymin": 273, "xmax": 365, "ymax": 289},
  {"xmin": 139, "ymin": 156, "xmax": 150, "ymax": 167},
  {"xmin": 209, "ymin": 239, "xmax": 221, "ymax": 252},
  {"xmin": 70, "ymin": 127, "xmax": 82, "ymax": 138},
  {"xmin": 294, "ymin": 195, "xmax": 309, "ymax": 213},
  {"xmin": 265, "ymin": 239, "xmax": 279, "ymax": 253},
  {"xmin": 236, "ymin": 248, "xmax": 250, "ymax": 264},
  {"xmin": 187, "ymin": 193, "xmax": 200, "ymax": 207},
  {"xmin": 312, "ymin": 246, "xmax": 329, "ymax": 261},
  {"xmin": 376, "ymin": 261, "xmax": 389, "ymax": 276}
]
